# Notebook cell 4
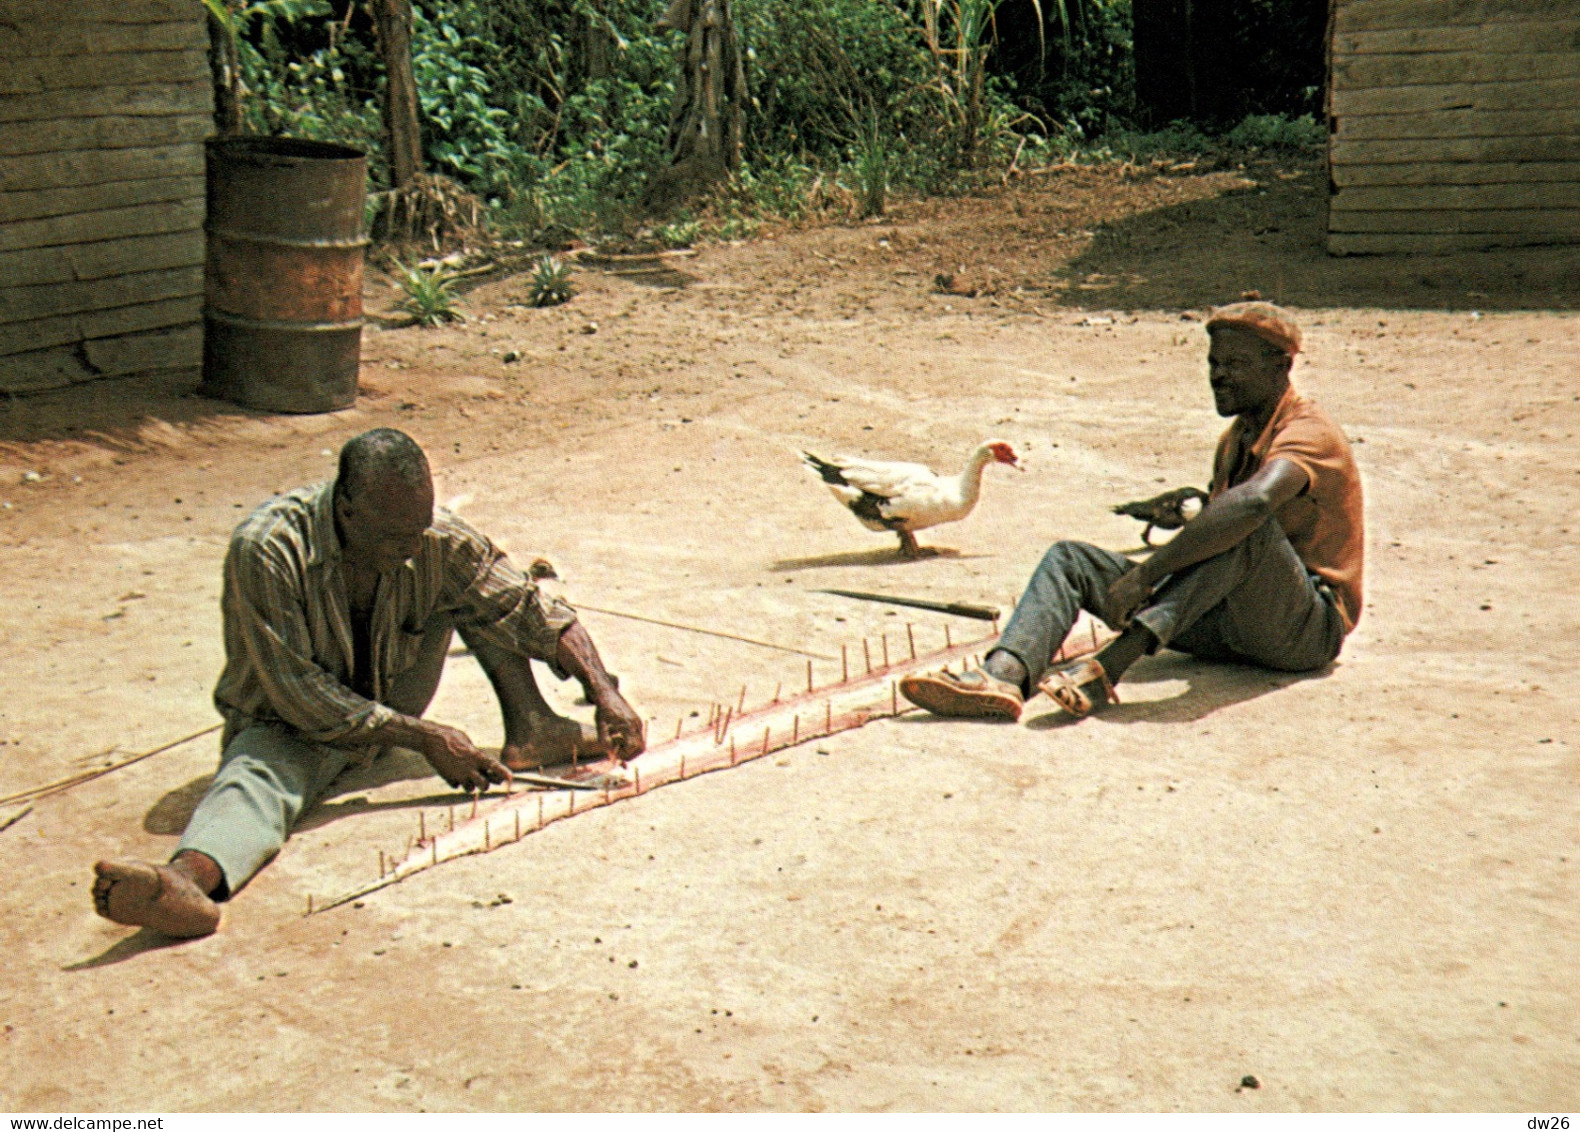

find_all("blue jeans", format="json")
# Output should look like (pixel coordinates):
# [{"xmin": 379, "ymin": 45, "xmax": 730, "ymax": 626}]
[{"xmin": 995, "ymin": 521, "xmax": 1346, "ymax": 691}]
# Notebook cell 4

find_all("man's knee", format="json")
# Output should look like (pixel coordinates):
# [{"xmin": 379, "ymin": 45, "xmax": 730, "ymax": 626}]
[
  {"xmin": 204, "ymin": 751, "xmax": 302, "ymax": 830},
  {"xmin": 210, "ymin": 724, "xmax": 339, "ymax": 817},
  {"xmin": 1241, "ymin": 517, "xmax": 1293, "ymax": 563},
  {"xmin": 385, "ymin": 613, "xmax": 455, "ymax": 717},
  {"xmin": 1039, "ymin": 539, "xmax": 1091, "ymax": 573}
]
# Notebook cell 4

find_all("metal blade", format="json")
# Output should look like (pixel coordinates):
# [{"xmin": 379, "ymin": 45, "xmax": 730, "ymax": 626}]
[
  {"xmin": 814, "ymin": 588, "xmax": 1000, "ymax": 621},
  {"xmin": 509, "ymin": 772, "xmax": 607, "ymax": 791}
]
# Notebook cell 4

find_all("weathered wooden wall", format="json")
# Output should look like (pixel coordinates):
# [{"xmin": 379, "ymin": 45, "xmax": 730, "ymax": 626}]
[
  {"xmin": 0, "ymin": 0, "xmax": 211, "ymax": 393},
  {"xmin": 1327, "ymin": 0, "xmax": 1580, "ymax": 254}
]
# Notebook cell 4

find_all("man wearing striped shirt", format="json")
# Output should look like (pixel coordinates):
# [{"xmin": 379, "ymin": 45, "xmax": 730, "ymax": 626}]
[{"xmin": 92, "ymin": 428, "xmax": 645, "ymax": 938}]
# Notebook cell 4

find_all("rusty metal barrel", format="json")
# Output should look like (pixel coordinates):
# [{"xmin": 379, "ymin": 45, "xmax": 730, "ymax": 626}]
[{"xmin": 201, "ymin": 137, "xmax": 367, "ymax": 413}]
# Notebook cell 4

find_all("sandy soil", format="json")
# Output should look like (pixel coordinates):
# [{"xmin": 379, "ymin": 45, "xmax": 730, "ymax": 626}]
[{"xmin": 1, "ymin": 157, "xmax": 1577, "ymax": 1112}]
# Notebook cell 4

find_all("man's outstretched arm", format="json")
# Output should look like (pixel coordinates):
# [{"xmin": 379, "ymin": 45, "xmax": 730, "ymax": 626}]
[
  {"xmin": 368, "ymin": 714, "xmax": 511, "ymax": 792},
  {"xmin": 1106, "ymin": 458, "xmax": 1309, "ymax": 625},
  {"xmin": 555, "ymin": 621, "xmax": 646, "ymax": 761}
]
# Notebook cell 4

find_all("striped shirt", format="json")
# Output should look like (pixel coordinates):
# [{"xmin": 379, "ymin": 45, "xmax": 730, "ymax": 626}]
[{"xmin": 214, "ymin": 481, "xmax": 577, "ymax": 746}]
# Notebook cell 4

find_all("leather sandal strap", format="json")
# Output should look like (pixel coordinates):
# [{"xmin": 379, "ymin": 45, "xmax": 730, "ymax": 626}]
[{"xmin": 1038, "ymin": 658, "xmax": 1116, "ymax": 716}]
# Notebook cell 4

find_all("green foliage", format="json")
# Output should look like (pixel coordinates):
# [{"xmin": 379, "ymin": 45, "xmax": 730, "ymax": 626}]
[
  {"xmin": 411, "ymin": 2, "xmax": 528, "ymax": 199},
  {"xmin": 1223, "ymin": 113, "xmax": 1324, "ymax": 151},
  {"xmin": 713, "ymin": 215, "xmax": 761, "ymax": 241},
  {"xmin": 1020, "ymin": 0, "xmax": 1135, "ymax": 139},
  {"xmin": 394, "ymin": 261, "xmax": 463, "ymax": 325},
  {"xmin": 1036, "ymin": 111, "xmax": 1322, "ymax": 167},
  {"xmin": 222, "ymin": 0, "xmax": 1328, "ymax": 248},
  {"xmin": 472, "ymin": 0, "xmax": 678, "ymax": 238},
  {"xmin": 201, "ymin": 0, "xmax": 235, "ymax": 35},
  {"xmin": 1096, "ymin": 119, "xmax": 1213, "ymax": 161},
  {"xmin": 234, "ymin": 0, "xmax": 385, "ymax": 173},
  {"xmin": 528, "ymin": 255, "xmax": 576, "ymax": 307},
  {"xmin": 844, "ymin": 111, "xmax": 891, "ymax": 218},
  {"xmin": 917, "ymin": 0, "xmax": 1004, "ymax": 165},
  {"xmin": 735, "ymin": 0, "xmax": 933, "ymax": 158},
  {"xmin": 727, "ymin": 155, "xmax": 824, "ymax": 223},
  {"xmin": 655, "ymin": 217, "xmax": 702, "ymax": 248}
]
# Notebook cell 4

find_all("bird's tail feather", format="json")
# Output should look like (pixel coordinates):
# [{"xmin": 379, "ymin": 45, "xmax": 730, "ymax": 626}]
[{"xmin": 801, "ymin": 451, "xmax": 849, "ymax": 487}]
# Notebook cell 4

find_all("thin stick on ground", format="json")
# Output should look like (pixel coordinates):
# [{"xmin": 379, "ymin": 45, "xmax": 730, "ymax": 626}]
[
  {"xmin": 0, "ymin": 805, "xmax": 33, "ymax": 835},
  {"xmin": 0, "ymin": 723, "xmax": 223, "ymax": 808},
  {"xmin": 576, "ymin": 603, "xmax": 835, "ymax": 659}
]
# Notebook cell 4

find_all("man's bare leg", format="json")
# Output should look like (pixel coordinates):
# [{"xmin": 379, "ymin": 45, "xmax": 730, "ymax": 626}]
[
  {"xmin": 469, "ymin": 640, "xmax": 605, "ymax": 771},
  {"xmin": 92, "ymin": 849, "xmax": 222, "ymax": 938}
]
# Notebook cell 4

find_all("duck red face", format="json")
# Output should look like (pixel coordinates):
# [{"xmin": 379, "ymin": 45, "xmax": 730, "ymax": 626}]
[{"xmin": 989, "ymin": 441, "xmax": 1020, "ymax": 468}]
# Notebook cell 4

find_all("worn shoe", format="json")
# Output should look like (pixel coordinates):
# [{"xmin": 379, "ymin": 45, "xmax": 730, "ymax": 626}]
[
  {"xmin": 1035, "ymin": 658, "xmax": 1116, "ymax": 718},
  {"xmin": 899, "ymin": 667, "xmax": 1024, "ymax": 721}
]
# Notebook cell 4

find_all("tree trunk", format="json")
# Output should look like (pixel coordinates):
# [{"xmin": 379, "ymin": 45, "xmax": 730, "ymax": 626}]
[
  {"xmin": 581, "ymin": 14, "xmax": 614, "ymax": 83},
  {"xmin": 1135, "ymin": 0, "xmax": 1320, "ymax": 127},
  {"xmin": 207, "ymin": 9, "xmax": 243, "ymax": 135},
  {"xmin": 645, "ymin": 0, "xmax": 747, "ymax": 212},
  {"xmin": 1131, "ymin": 0, "xmax": 1196, "ymax": 127},
  {"xmin": 372, "ymin": 0, "xmax": 423, "ymax": 189},
  {"xmin": 1187, "ymin": 0, "xmax": 1240, "ymax": 126}
]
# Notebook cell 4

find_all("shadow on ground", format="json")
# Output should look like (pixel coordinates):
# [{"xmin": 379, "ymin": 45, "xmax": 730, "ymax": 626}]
[
  {"xmin": 0, "ymin": 371, "xmax": 284, "ymax": 464},
  {"xmin": 1054, "ymin": 159, "xmax": 1580, "ymax": 313},
  {"xmin": 583, "ymin": 256, "xmax": 700, "ymax": 290},
  {"xmin": 64, "ymin": 927, "xmax": 190, "ymax": 972},
  {"xmin": 1023, "ymin": 649, "xmax": 1332, "ymax": 728}
]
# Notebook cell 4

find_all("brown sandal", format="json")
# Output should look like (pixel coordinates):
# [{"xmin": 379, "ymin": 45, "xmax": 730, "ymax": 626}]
[
  {"xmin": 1036, "ymin": 658, "xmax": 1117, "ymax": 718},
  {"xmin": 899, "ymin": 668, "xmax": 1024, "ymax": 721}
]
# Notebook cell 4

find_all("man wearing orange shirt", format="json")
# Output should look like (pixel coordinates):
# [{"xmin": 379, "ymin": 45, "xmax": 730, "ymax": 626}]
[{"xmin": 902, "ymin": 301, "xmax": 1364, "ymax": 721}]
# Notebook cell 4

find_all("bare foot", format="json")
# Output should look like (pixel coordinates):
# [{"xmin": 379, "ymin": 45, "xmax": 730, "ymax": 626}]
[
  {"xmin": 92, "ymin": 859, "xmax": 220, "ymax": 938},
  {"xmin": 502, "ymin": 715, "xmax": 610, "ymax": 772}
]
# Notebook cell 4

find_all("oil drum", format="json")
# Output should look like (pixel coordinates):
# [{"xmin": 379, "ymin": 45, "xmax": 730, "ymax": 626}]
[{"xmin": 201, "ymin": 137, "xmax": 367, "ymax": 413}]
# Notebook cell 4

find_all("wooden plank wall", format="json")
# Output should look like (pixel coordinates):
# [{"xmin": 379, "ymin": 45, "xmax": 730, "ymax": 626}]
[
  {"xmin": 1328, "ymin": 0, "xmax": 1580, "ymax": 254},
  {"xmin": 0, "ymin": 0, "xmax": 211, "ymax": 393}
]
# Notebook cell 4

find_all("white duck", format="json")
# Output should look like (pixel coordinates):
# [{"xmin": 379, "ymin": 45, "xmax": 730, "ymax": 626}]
[{"xmin": 802, "ymin": 439, "xmax": 1021, "ymax": 558}]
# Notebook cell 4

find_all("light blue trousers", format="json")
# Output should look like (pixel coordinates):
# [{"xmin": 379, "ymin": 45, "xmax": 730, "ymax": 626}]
[{"xmin": 178, "ymin": 618, "xmax": 457, "ymax": 898}]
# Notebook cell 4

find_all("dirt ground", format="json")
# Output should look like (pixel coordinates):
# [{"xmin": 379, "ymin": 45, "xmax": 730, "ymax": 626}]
[{"xmin": 1, "ymin": 157, "xmax": 1576, "ymax": 1112}]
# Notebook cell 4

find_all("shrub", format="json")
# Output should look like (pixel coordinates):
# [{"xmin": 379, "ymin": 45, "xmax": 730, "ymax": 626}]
[
  {"xmin": 735, "ymin": 0, "xmax": 935, "ymax": 160},
  {"xmin": 394, "ymin": 261, "xmax": 463, "ymax": 325},
  {"xmin": 528, "ymin": 255, "xmax": 576, "ymax": 306},
  {"xmin": 235, "ymin": 0, "xmax": 386, "ymax": 175},
  {"xmin": 411, "ymin": 1, "xmax": 531, "ymax": 200},
  {"xmin": 225, "ymin": 0, "xmax": 1324, "ymax": 249},
  {"xmin": 844, "ymin": 110, "xmax": 891, "ymax": 218},
  {"xmin": 656, "ymin": 217, "xmax": 703, "ymax": 248},
  {"xmin": 727, "ymin": 155, "xmax": 823, "ymax": 223},
  {"xmin": 1097, "ymin": 119, "xmax": 1213, "ymax": 161},
  {"xmin": 1223, "ymin": 112, "xmax": 1324, "ymax": 151},
  {"xmin": 1024, "ymin": 0, "xmax": 1136, "ymax": 139}
]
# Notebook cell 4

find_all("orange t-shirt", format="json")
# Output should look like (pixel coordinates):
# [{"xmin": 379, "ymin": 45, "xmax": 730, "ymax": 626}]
[{"xmin": 1210, "ymin": 385, "xmax": 1365, "ymax": 633}]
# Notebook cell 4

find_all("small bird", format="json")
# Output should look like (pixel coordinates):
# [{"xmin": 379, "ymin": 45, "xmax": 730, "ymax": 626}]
[
  {"xmin": 1113, "ymin": 486, "xmax": 1209, "ymax": 545},
  {"xmin": 802, "ymin": 440, "xmax": 1021, "ymax": 558}
]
